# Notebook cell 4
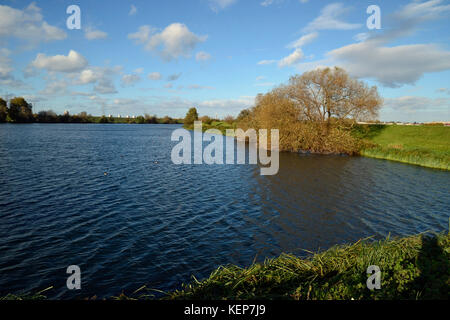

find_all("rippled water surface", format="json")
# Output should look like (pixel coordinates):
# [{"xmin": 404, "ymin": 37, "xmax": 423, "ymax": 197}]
[{"xmin": 0, "ymin": 124, "xmax": 448, "ymax": 298}]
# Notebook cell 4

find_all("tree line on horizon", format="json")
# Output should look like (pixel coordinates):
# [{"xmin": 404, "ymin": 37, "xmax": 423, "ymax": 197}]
[{"xmin": 0, "ymin": 97, "xmax": 182, "ymax": 124}]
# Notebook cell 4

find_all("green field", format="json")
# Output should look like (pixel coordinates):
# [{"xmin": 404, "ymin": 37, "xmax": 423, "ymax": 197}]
[{"xmin": 356, "ymin": 125, "xmax": 450, "ymax": 170}]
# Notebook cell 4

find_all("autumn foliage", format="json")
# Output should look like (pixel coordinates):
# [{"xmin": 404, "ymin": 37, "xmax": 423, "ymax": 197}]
[{"xmin": 238, "ymin": 67, "xmax": 383, "ymax": 154}]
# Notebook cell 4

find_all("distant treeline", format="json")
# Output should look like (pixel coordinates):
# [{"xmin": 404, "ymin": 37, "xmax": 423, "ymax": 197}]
[{"xmin": 0, "ymin": 97, "xmax": 183, "ymax": 124}]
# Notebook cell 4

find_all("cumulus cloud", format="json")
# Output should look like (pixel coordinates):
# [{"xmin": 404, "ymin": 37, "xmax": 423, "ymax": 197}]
[
  {"xmin": 0, "ymin": 3, "xmax": 66, "ymax": 44},
  {"xmin": 278, "ymin": 48, "xmax": 304, "ymax": 67},
  {"xmin": 303, "ymin": 3, "xmax": 362, "ymax": 32},
  {"xmin": 128, "ymin": 23, "xmax": 207, "ymax": 61},
  {"xmin": 196, "ymin": 51, "xmax": 212, "ymax": 61},
  {"xmin": 85, "ymin": 27, "xmax": 108, "ymax": 40},
  {"xmin": 328, "ymin": 43, "xmax": 450, "ymax": 87},
  {"xmin": 75, "ymin": 66, "xmax": 121, "ymax": 94},
  {"xmin": 148, "ymin": 72, "xmax": 162, "ymax": 80},
  {"xmin": 31, "ymin": 50, "xmax": 88, "ymax": 73}
]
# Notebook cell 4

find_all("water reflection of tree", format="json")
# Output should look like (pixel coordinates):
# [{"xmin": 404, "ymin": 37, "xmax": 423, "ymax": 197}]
[{"xmin": 249, "ymin": 153, "xmax": 379, "ymax": 258}]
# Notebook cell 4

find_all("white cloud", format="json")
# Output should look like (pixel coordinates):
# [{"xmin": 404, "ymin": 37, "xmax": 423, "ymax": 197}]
[
  {"xmin": 94, "ymin": 80, "xmax": 117, "ymax": 94},
  {"xmin": 0, "ymin": 48, "xmax": 13, "ymax": 79},
  {"xmin": 198, "ymin": 96, "xmax": 255, "ymax": 112},
  {"xmin": 0, "ymin": 3, "xmax": 66, "ymax": 44},
  {"xmin": 328, "ymin": 42, "xmax": 450, "ymax": 87},
  {"xmin": 287, "ymin": 32, "xmax": 318, "ymax": 49},
  {"xmin": 353, "ymin": 32, "xmax": 369, "ymax": 42},
  {"xmin": 85, "ymin": 27, "xmax": 108, "ymax": 40},
  {"xmin": 303, "ymin": 3, "xmax": 362, "ymax": 32},
  {"xmin": 31, "ymin": 50, "xmax": 88, "ymax": 73},
  {"xmin": 148, "ymin": 72, "xmax": 162, "ymax": 80},
  {"xmin": 128, "ymin": 23, "xmax": 207, "ymax": 61},
  {"xmin": 278, "ymin": 48, "xmax": 304, "ymax": 67},
  {"xmin": 75, "ymin": 66, "xmax": 121, "ymax": 94},
  {"xmin": 255, "ymin": 76, "xmax": 266, "ymax": 81},
  {"xmin": 257, "ymin": 59, "xmax": 277, "ymax": 65},
  {"xmin": 209, "ymin": 0, "xmax": 237, "ymax": 12},
  {"xmin": 383, "ymin": 96, "xmax": 450, "ymax": 113},
  {"xmin": 121, "ymin": 74, "xmax": 141, "ymax": 87},
  {"xmin": 39, "ymin": 80, "xmax": 68, "ymax": 96},
  {"xmin": 298, "ymin": 1, "xmax": 450, "ymax": 87},
  {"xmin": 129, "ymin": 4, "xmax": 137, "ymax": 16},
  {"xmin": 196, "ymin": 51, "xmax": 212, "ymax": 61}
]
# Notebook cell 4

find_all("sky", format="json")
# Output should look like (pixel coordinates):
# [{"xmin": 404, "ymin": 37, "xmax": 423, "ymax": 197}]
[{"xmin": 0, "ymin": 0, "xmax": 449, "ymax": 122}]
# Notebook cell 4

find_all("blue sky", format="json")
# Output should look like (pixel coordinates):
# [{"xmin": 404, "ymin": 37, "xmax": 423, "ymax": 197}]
[{"xmin": 0, "ymin": 0, "xmax": 449, "ymax": 121}]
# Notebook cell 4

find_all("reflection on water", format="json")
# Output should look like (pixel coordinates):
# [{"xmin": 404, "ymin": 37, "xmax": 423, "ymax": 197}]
[{"xmin": 0, "ymin": 124, "xmax": 448, "ymax": 298}]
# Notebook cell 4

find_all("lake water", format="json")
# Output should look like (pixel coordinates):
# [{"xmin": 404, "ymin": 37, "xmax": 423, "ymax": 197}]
[{"xmin": 0, "ymin": 124, "xmax": 448, "ymax": 298}]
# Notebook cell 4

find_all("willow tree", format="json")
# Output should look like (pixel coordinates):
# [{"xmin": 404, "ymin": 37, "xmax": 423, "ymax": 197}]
[
  {"xmin": 284, "ymin": 67, "xmax": 382, "ymax": 128},
  {"xmin": 239, "ymin": 67, "xmax": 382, "ymax": 154}
]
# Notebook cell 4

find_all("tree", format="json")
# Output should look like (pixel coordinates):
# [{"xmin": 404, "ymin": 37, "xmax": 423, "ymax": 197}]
[
  {"xmin": 8, "ymin": 97, "xmax": 33, "ymax": 123},
  {"xmin": 283, "ymin": 67, "xmax": 382, "ymax": 128},
  {"xmin": 99, "ymin": 115, "xmax": 109, "ymax": 123},
  {"xmin": 144, "ymin": 113, "xmax": 157, "ymax": 124},
  {"xmin": 237, "ymin": 67, "xmax": 381, "ymax": 154},
  {"xmin": 136, "ymin": 115, "xmax": 145, "ymax": 124},
  {"xmin": 184, "ymin": 107, "xmax": 198, "ymax": 127},
  {"xmin": 36, "ymin": 110, "xmax": 58, "ymax": 123},
  {"xmin": 0, "ymin": 97, "xmax": 7, "ymax": 122}
]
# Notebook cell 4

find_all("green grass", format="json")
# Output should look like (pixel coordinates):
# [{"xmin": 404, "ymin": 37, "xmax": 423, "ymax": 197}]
[
  {"xmin": 355, "ymin": 125, "xmax": 450, "ymax": 170},
  {"xmin": 165, "ymin": 233, "xmax": 449, "ymax": 300},
  {"xmin": 2, "ymin": 233, "xmax": 448, "ymax": 300}
]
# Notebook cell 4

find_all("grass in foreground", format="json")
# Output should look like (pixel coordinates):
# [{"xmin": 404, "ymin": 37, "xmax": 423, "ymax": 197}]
[
  {"xmin": 356, "ymin": 125, "xmax": 450, "ymax": 170},
  {"xmin": 2, "ymin": 233, "xmax": 449, "ymax": 300},
  {"xmin": 166, "ymin": 233, "xmax": 449, "ymax": 300}
]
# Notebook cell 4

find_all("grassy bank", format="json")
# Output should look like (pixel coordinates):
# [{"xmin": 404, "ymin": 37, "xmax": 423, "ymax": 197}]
[
  {"xmin": 356, "ymin": 125, "xmax": 450, "ymax": 170},
  {"xmin": 166, "ymin": 233, "xmax": 449, "ymax": 300},
  {"xmin": 2, "ymin": 233, "xmax": 448, "ymax": 300},
  {"xmin": 193, "ymin": 121, "xmax": 450, "ymax": 170}
]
